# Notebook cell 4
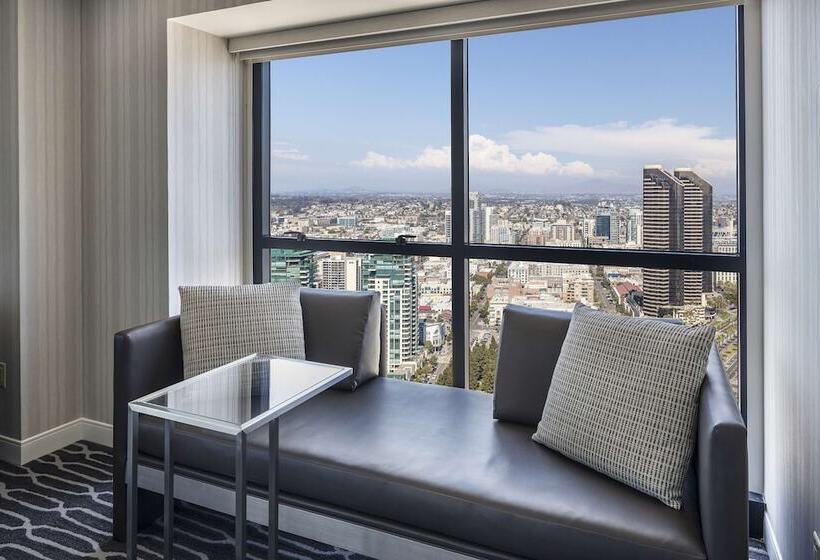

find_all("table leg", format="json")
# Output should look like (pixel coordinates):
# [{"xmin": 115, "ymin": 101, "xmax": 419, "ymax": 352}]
[
  {"xmin": 235, "ymin": 432, "xmax": 247, "ymax": 560},
  {"xmin": 127, "ymin": 410, "xmax": 138, "ymax": 560},
  {"xmin": 268, "ymin": 419, "xmax": 279, "ymax": 560},
  {"xmin": 163, "ymin": 420, "xmax": 174, "ymax": 559}
]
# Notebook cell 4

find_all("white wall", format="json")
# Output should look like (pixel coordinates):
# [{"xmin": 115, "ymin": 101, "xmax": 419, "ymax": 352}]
[
  {"xmin": 167, "ymin": 21, "xmax": 247, "ymax": 315},
  {"xmin": 762, "ymin": 0, "xmax": 820, "ymax": 558}
]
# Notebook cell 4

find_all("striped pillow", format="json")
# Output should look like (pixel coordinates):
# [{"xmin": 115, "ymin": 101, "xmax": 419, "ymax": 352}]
[
  {"xmin": 532, "ymin": 303, "xmax": 715, "ymax": 509},
  {"xmin": 179, "ymin": 282, "xmax": 305, "ymax": 378}
]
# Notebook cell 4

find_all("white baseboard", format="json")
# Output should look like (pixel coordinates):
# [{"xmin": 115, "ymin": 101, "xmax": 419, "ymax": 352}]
[
  {"xmin": 0, "ymin": 417, "xmax": 113, "ymax": 466},
  {"xmin": 764, "ymin": 511, "xmax": 783, "ymax": 560}
]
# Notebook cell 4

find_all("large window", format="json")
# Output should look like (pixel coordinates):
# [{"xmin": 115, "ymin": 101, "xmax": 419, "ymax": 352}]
[
  {"xmin": 269, "ymin": 42, "xmax": 450, "ymax": 243},
  {"xmin": 253, "ymin": 6, "xmax": 746, "ymax": 405}
]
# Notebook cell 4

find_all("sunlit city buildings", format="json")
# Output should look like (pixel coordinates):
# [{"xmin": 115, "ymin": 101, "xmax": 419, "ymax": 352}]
[{"xmin": 268, "ymin": 165, "xmax": 738, "ymax": 394}]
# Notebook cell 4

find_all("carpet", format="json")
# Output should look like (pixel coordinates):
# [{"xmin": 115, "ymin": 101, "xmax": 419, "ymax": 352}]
[
  {"xmin": 0, "ymin": 441, "xmax": 370, "ymax": 559},
  {"xmin": 0, "ymin": 441, "xmax": 769, "ymax": 559}
]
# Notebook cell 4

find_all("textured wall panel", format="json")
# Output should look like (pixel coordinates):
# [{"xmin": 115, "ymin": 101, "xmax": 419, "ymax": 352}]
[
  {"xmin": 762, "ymin": 1, "xmax": 820, "ymax": 558},
  {"xmin": 17, "ymin": 0, "xmax": 84, "ymax": 439},
  {"xmin": 0, "ymin": 0, "xmax": 21, "ymax": 440},
  {"xmin": 167, "ymin": 21, "xmax": 245, "ymax": 316},
  {"xmin": 81, "ymin": 0, "xmax": 254, "ymax": 425}
]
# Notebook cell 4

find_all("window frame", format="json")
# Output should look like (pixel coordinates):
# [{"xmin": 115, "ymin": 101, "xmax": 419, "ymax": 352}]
[{"xmin": 251, "ymin": 7, "xmax": 748, "ymax": 416}]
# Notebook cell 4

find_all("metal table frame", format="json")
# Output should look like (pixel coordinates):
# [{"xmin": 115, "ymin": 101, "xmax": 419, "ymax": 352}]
[
  {"xmin": 127, "ymin": 412, "xmax": 280, "ymax": 560},
  {"xmin": 125, "ymin": 355, "xmax": 350, "ymax": 560}
]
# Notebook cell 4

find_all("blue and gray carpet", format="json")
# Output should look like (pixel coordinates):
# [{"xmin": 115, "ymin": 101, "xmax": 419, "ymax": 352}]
[
  {"xmin": 0, "ymin": 442, "xmax": 370, "ymax": 559},
  {"xmin": 0, "ymin": 441, "xmax": 769, "ymax": 559}
]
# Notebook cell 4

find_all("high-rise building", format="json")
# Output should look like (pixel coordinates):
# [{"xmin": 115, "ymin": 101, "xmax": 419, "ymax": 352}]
[
  {"xmin": 642, "ymin": 165, "xmax": 714, "ymax": 318},
  {"xmin": 595, "ymin": 202, "xmax": 619, "ymax": 242},
  {"xmin": 444, "ymin": 210, "xmax": 452, "ymax": 244},
  {"xmin": 627, "ymin": 208, "xmax": 643, "ymax": 245},
  {"xmin": 675, "ymin": 168, "xmax": 714, "ymax": 295},
  {"xmin": 270, "ymin": 249, "xmax": 316, "ymax": 287},
  {"xmin": 595, "ymin": 202, "xmax": 612, "ymax": 240},
  {"xmin": 362, "ymin": 254, "xmax": 419, "ymax": 377},
  {"xmin": 468, "ymin": 192, "xmax": 483, "ymax": 243},
  {"xmin": 482, "ymin": 205, "xmax": 497, "ymax": 242},
  {"xmin": 319, "ymin": 256, "xmax": 361, "ymax": 291}
]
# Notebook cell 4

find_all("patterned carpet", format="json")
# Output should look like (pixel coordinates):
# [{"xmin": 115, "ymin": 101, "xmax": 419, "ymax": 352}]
[
  {"xmin": 0, "ymin": 442, "xmax": 371, "ymax": 559},
  {"xmin": 0, "ymin": 441, "xmax": 768, "ymax": 560}
]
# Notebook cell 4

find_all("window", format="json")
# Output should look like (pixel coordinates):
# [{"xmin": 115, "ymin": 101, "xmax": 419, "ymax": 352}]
[
  {"xmin": 469, "ymin": 261, "xmax": 739, "ymax": 396},
  {"xmin": 269, "ymin": 42, "xmax": 451, "ymax": 243},
  {"xmin": 254, "ymin": 6, "xmax": 746, "ymax": 406},
  {"xmin": 268, "ymin": 250, "xmax": 453, "ymax": 383}
]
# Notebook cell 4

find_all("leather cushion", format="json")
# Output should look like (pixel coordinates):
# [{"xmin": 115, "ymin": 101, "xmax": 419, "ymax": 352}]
[
  {"xmin": 300, "ymin": 288, "xmax": 381, "ymax": 391},
  {"xmin": 139, "ymin": 378, "xmax": 706, "ymax": 560},
  {"xmin": 493, "ymin": 305, "xmax": 571, "ymax": 426}
]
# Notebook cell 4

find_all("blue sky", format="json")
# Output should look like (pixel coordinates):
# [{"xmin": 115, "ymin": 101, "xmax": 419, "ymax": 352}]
[{"xmin": 271, "ymin": 6, "xmax": 738, "ymax": 196}]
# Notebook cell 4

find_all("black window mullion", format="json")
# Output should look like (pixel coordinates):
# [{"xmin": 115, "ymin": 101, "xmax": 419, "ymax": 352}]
[
  {"xmin": 450, "ymin": 39, "xmax": 469, "ymax": 390},
  {"xmin": 252, "ymin": 62, "xmax": 271, "ymax": 284}
]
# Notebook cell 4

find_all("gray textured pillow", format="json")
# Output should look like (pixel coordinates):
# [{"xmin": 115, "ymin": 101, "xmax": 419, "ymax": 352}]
[
  {"xmin": 532, "ymin": 304, "xmax": 715, "ymax": 509},
  {"xmin": 179, "ymin": 282, "xmax": 305, "ymax": 378}
]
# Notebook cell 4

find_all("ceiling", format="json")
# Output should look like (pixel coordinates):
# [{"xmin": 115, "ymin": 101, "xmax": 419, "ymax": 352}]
[{"xmin": 173, "ymin": 0, "xmax": 479, "ymax": 38}]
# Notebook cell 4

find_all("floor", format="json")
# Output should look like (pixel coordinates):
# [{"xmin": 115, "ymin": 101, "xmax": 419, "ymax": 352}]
[{"xmin": 0, "ymin": 441, "xmax": 769, "ymax": 560}]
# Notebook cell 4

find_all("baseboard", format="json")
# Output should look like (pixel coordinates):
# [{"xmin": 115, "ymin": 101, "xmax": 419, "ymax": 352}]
[
  {"xmin": 0, "ymin": 417, "xmax": 113, "ymax": 466},
  {"xmin": 764, "ymin": 512, "xmax": 783, "ymax": 560}
]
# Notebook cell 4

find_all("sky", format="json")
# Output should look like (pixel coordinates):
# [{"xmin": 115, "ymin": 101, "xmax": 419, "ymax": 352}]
[{"xmin": 270, "ymin": 6, "xmax": 738, "ymax": 197}]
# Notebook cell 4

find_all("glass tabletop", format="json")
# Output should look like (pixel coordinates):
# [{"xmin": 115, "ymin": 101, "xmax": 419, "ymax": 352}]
[{"xmin": 129, "ymin": 355, "xmax": 352, "ymax": 435}]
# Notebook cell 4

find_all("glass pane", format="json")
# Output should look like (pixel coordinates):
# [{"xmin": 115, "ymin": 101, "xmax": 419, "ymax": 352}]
[
  {"xmin": 468, "ymin": 7, "xmax": 738, "ymax": 252},
  {"xmin": 269, "ymin": 42, "xmax": 451, "ymax": 243},
  {"xmin": 468, "ymin": 259, "xmax": 740, "ymax": 400},
  {"xmin": 134, "ymin": 356, "xmax": 349, "ymax": 433},
  {"xmin": 270, "ymin": 250, "xmax": 452, "ymax": 383}
]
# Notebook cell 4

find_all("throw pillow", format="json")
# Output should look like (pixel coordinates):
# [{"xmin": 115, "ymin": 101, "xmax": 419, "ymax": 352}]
[
  {"xmin": 532, "ymin": 303, "xmax": 714, "ymax": 509},
  {"xmin": 179, "ymin": 282, "xmax": 305, "ymax": 378}
]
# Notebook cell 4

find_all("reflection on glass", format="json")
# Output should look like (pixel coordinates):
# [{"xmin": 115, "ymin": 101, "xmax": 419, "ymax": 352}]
[
  {"xmin": 270, "ymin": 250, "xmax": 453, "ymax": 384},
  {"xmin": 467, "ymin": 260, "xmax": 740, "ymax": 400}
]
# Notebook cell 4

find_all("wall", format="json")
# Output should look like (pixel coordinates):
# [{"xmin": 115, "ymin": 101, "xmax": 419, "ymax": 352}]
[
  {"xmin": 0, "ymin": 0, "xmax": 21, "ymax": 442},
  {"xmin": 167, "ymin": 21, "xmax": 246, "ymax": 316},
  {"xmin": 16, "ymin": 0, "xmax": 84, "ymax": 439},
  {"xmin": 762, "ymin": 0, "xmax": 820, "ymax": 559},
  {"xmin": 81, "ymin": 0, "xmax": 255, "ymax": 425}
]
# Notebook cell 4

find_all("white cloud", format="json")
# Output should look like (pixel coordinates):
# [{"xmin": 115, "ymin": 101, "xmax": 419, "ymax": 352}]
[
  {"xmin": 353, "ymin": 135, "xmax": 593, "ymax": 177},
  {"xmin": 469, "ymin": 134, "xmax": 593, "ymax": 176},
  {"xmin": 505, "ymin": 119, "xmax": 736, "ymax": 178},
  {"xmin": 272, "ymin": 142, "xmax": 308, "ymax": 161}
]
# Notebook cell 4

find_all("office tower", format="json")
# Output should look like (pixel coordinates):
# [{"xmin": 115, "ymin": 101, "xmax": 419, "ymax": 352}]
[
  {"xmin": 270, "ymin": 249, "xmax": 316, "ymax": 287},
  {"xmin": 482, "ymin": 206, "xmax": 497, "ymax": 241},
  {"xmin": 508, "ymin": 262, "xmax": 529, "ymax": 285},
  {"xmin": 550, "ymin": 219, "xmax": 575, "ymax": 242},
  {"xmin": 675, "ymin": 168, "xmax": 714, "ymax": 294},
  {"xmin": 337, "ymin": 216, "xmax": 357, "ymax": 228},
  {"xmin": 595, "ymin": 202, "xmax": 612, "ymax": 239},
  {"xmin": 562, "ymin": 272, "xmax": 595, "ymax": 304},
  {"xmin": 468, "ymin": 192, "xmax": 483, "ymax": 243},
  {"xmin": 444, "ymin": 210, "xmax": 452, "ymax": 243},
  {"xmin": 362, "ymin": 254, "xmax": 419, "ymax": 376},
  {"xmin": 627, "ymin": 208, "xmax": 643, "ymax": 245},
  {"xmin": 488, "ymin": 223, "xmax": 515, "ymax": 244},
  {"xmin": 319, "ymin": 256, "xmax": 361, "ymax": 291},
  {"xmin": 642, "ymin": 166, "xmax": 714, "ymax": 317},
  {"xmin": 582, "ymin": 218, "xmax": 597, "ymax": 242},
  {"xmin": 712, "ymin": 219, "xmax": 738, "ymax": 286}
]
